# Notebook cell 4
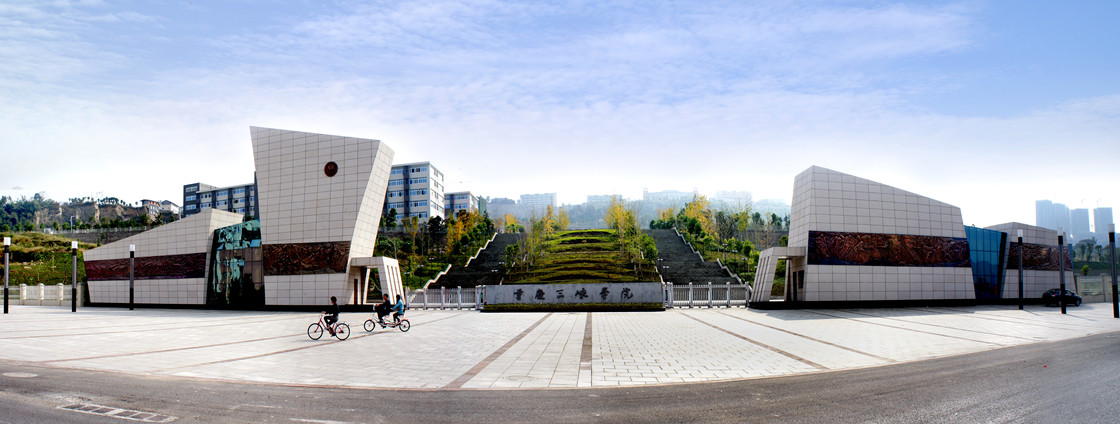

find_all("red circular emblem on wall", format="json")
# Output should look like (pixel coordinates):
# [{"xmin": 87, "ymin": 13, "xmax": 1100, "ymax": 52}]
[{"xmin": 324, "ymin": 162, "xmax": 338, "ymax": 177}]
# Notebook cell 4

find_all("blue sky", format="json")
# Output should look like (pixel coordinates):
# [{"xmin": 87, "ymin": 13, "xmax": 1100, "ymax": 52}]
[{"xmin": 2, "ymin": 0, "xmax": 1118, "ymax": 229}]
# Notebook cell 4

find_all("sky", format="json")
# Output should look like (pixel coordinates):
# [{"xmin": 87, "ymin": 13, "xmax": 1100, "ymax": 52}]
[{"xmin": 2, "ymin": 0, "xmax": 1118, "ymax": 229}]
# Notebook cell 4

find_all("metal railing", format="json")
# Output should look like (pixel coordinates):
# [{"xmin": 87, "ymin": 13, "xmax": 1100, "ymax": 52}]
[
  {"xmin": 406, "ymin": 286, "xmax": 482, "ymax": 310},
  {"xmin": 664, "ymin": 282, "xmax": 750, "ymax": 308}
]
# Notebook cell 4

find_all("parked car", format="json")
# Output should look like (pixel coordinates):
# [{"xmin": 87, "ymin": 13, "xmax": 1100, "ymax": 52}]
[{"xmin": 1042, "ymin": 288, "xmax": 1082, "ymax": 307}]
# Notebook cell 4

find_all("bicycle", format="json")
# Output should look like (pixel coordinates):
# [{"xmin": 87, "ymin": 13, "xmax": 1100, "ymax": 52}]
[
  {"xmin": 308, "ymin": 312, "xmax": 350, "ymax": 340},
  {"xmin": 364, "ymin": 315, "xmax": 410, "ymax": 332}
]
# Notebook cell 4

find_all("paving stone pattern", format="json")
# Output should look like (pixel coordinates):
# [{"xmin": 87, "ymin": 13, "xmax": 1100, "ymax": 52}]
[{"xmin": 2, "ymin": 304, "xmax": 1119, "ymax": 390}]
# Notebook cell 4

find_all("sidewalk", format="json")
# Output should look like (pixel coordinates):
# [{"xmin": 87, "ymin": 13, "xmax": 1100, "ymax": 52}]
[{"xmin": 1, "ymin": 304, "xmax": 1118, "ymax": 390}]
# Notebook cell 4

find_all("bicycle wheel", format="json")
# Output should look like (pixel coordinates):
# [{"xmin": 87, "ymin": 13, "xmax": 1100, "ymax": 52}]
[
  {"xmin": 363, "ymin": 319, "xmax": 375, "ymax": 332},
  {"xmin": 308, "ymin": 323, "xmax": 324, "ymax": 340},
  {"xmin": 334, "ymin": 323, "xmax": 350, "ymax": 340},
  {"xmin": 397, "ymin": 319, "xmax": 410, "ymax": 332}
]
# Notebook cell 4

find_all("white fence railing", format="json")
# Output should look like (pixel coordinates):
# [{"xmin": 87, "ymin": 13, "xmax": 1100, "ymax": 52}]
[
  {"xmin": 12, "ymin": 283, "xmax": 81, "ymax": 306},
  {"xmin": 407, "ymin": 286, "xmax": 482, "ymax": 310},
  {"xmin": 664, "ymin": 282, "xmax": 750, "ymax": 308},
  {"xmin": 401, "ymin": 283, "xmax": 751, "ymax": 310}
]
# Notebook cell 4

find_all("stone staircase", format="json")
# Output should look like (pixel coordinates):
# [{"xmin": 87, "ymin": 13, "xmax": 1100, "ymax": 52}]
[
  {"xmin": 647, "ymin": 229, "xmax": 739, "ymax": 285},
  {"xmin": 429, "ymin": 233, "xmax": 521, "ymax": 288}
]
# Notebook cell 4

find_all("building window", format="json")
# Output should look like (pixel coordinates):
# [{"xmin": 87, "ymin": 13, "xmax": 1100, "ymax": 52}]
[
  {"xmin": 185, "ymin": 195, "xmax": 196, "ymax": 201},
  {"xmin": 235, "ymin": 208, "xmax": 246, "ymax": 213},
  {"xmin": 233, "ymin": 188, "xmax": 245, "ymax": 195},
  {"xmin": 185, "ymin": 204, "xmax": 197, "ymax": 210},
  {"xmin": 201, "ymin": 193, "xmax": 212, "ymax": 199},
  {"xmin": 408, "ymin": 177, "xmax": 427, "ymax": 184},
  {"xmin": 201, "ymin": 202, "xmax": 211, "ymax": 208},
  {"xmin": 388, "ymin": 191, "xmax": 404, "ymax": 198},
  {"xmin": 409, "ymin": 188, "xmax": 427, "ymax": 196},
  {"xmin": 185, "ymin": 186, "xmax": 198, "ymax": 193},
  {"xmin": 410, "ymin": 200, "xmax": 428, "ymax": 208},
  {"xmin": 391, "ymin": 168, "xmax": 404, "ymax": 175},
  {"xmin": 410, "ymin": 166, "xmax": 427, "ymax": 173},
  {"xmin": 389, "ymin": 179, "xmax": 404, "ymax": 187},
  {"xmin": 217, "ymin": 200, "xmax": 228, "ymax": 206}
]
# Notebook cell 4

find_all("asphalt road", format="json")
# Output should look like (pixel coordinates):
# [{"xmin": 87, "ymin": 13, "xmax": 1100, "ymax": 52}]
[{"xmin": 3, "ymin": 331, "xmax": 1119, "ymax": 423}]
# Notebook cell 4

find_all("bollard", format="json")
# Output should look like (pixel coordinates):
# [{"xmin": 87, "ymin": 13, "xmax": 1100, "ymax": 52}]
[
  {"xmin": 726, "ymin": 283, "xmax": 732, "ymax": 308},
  {"xmin": 707, "ymin": 283, "xmax": 713, "ymax": 308},
  {"xmin": 457, "ymin": 286, "xmax": 462, "ymax": 310},
  {"xmin": 440, "ymin": 286, "xmax": 446, "ymax": 310}
]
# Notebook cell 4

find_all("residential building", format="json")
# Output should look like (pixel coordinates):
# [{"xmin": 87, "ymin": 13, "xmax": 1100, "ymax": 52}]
[
  {"xmin": 1094, "ymin": 207, "xmax": 1114, "ymax": 241},
  {"xmin": 182, "ymin": 182, "xmax": 258, "ymax": 219},
  {"xmin": 1035, "ymin": 200, "xmax": 1071, "ymax": 233},
  {"xmin": 384, "ymin": 161, "xmax": 445, "ymax": 221},
  {"xmin": 160, "ymin": 200, "xmax": 180, "ymax": 216},
  {"xmin": 519, "ymin": 193, "xmax": 556, "ymax": 215},
  {"xmin": 139, "ymin": 199, "xmax": 162, "ymax": 217},
  {"xmin": 1071, "ymin": 208, "xmax": 1091, "ymax": 242},
  {"xmin": 445, "ymin": 191, "xmax": 479, "ymax": 216}
]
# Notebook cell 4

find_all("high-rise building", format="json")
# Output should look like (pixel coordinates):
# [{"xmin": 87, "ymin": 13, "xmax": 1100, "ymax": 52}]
[
  {"xmin": 1071, "ymin": 208, "xmax": 1091, "ymax": 242},
  {"xmin": 1095, "ymin": 207, "xmax": 1114, "ymax": 240},
  {"xmin": 519, "ymin": 193, "xmax": 557, "ymax": 215},
  {"xmin": 1035, "ymin": 200, "xmax": 1071, "ymax": 233},
  {"xmin": 384, "ymin": 162, "xmax": 445, "ymax": 221}
]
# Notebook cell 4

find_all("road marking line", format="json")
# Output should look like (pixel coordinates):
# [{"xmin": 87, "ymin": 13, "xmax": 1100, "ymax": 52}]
[
  {"xmin": 716, "ymin": 311, "xmax": 896, "ymax": 363},
  {"xmin": 445, "ymin": 313, "xmax": 553, "ymax": 389},
  {"xmin": 684, "ymin": 314, "xmax": 828, "ymax": 370}
]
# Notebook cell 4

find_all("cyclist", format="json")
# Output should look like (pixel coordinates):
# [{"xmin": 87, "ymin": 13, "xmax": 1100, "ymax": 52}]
[
  {"xmin": 324, "ymin": 296, "xmax": 340, "ymax": 336},
  {"xmin": 375, "ymin": 294, "xmax": 392, "ymax": 325},
  {"xmin": 391, "ymin": 294, "xmax": 406, "ymax": 324}
]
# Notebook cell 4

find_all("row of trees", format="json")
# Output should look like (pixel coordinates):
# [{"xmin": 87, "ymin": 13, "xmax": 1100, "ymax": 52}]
[
  {"xmin": 1073, "ymin": 238, "xmax": 1116, "ymax": 263},
  {"xmin": 376, "ymin": 209, "xmax": 496, "ymax": 286},
  {"xmin": 605, "ymin": 197, "xmax": 658, "ymax": 274},
  {"xmin": 650, "ymin": 195, "xmax": 790, "ymax": 281},
  {"xmin": 504, "ymin": 205, "xmax": 571, "ymax": 273}
]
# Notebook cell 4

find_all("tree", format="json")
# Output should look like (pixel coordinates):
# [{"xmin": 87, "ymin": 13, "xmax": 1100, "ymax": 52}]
[
  {"xmin": 382, "ymin": 208, "xmax": 398, "ymax": 230},
  {"xmin": 404, "ymin": 216, "xmax": 420, "ymax": 254},
  {"xmin": 1082, "ymin": 264, "xmax": 1090, "ymax": 276}
]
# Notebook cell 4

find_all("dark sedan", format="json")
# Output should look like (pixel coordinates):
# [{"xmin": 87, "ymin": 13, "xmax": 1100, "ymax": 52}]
[{"xmin": 1042, "ymin": 288, "xmax": 1082, "ymax": 307}]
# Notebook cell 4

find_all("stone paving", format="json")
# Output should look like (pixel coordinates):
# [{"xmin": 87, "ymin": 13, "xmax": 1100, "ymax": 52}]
[{"xmin": 2, "ymin": 304, "xmax": 1119, "ymax": 390}]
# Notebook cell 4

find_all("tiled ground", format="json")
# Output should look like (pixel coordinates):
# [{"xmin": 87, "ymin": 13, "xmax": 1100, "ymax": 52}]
[{"xmin": 2, "ymin": 304, "xmax": 1119, "ymax": 389}]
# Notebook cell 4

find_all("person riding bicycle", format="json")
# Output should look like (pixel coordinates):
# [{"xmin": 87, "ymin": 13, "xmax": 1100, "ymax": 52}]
[
  {"xmin": 324, "ymin": 296, "xmax": 340, "ymax": 336},
  {"xmin": 391, "ymin": 294, "xmax": 406, "ymax": 323},
  {"xmin": 375, "ymin": 294, "xmax": 392, "ymax": 325}
]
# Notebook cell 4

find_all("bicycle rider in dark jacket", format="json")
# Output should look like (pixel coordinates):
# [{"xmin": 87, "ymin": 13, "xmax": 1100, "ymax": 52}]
[
  {"xmin": 324, "ymin": 296, "xmax": 341, "ymax": 335},
  {"xmin": 375, "ymin": 294, "xmax": 392, "ymax": 324}
]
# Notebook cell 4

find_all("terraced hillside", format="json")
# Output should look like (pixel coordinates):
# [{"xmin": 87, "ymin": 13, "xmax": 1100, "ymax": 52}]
[{"xmin": 505, "ymin": 229, "xmax": 658, "ymax": 284}]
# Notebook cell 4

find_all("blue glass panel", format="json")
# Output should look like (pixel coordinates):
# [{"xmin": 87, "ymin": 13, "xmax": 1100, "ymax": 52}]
[{"xmin": 965, "ymin": 226, "xmax": 1007, "ymax": 300}]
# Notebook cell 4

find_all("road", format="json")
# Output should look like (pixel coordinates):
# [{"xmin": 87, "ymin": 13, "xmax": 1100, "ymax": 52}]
[{"xmin": 2, "ymin": 331, "xmax": 1118, "ymax": 423}]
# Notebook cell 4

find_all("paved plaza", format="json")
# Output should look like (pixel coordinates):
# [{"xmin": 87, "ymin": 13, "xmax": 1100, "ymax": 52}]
[{"xmin": 2, "ymin": 304, "xmax": 1119, "ymax": 390}]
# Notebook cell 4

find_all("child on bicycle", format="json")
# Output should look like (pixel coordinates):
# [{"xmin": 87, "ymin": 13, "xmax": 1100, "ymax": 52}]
[
  {"xmin": 391, "ymin": 294, "xmax": 406, "ymax": 324},
  {"xmin": 324, "ymin": 296, "xmax": 340, "ymax": 336}
]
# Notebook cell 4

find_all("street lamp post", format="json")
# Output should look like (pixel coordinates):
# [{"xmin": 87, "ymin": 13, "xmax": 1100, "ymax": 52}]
[
  {"xmin": 129, "ymin": 244, "xmax": 135, "ymax": 311},
  {"xmin": 71, "ymin": 241, "xmax": 78, "ymax": 313},
  {"xmin": 1110, "ymin": 224, "xmax": 1117, "ymax": 319},
  {"xmin": 1017, "ymin": 229, "xmax": 1024, "ymax": 311},
  {"xmin": 1058, "ymin": 230, "xmax": 1066, "ymax": 315},
  {"xmin": 3, "ymin": 237, "xmax": 10, "ymax": 314}
]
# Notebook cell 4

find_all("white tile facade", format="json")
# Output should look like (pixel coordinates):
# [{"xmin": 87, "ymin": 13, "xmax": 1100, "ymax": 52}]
[
  {"xmin": 788, "ymin": 166, "xmax": 973, "ymax": 302},
  {"xmin": 250, "ymin": 127, "xmax": 394, "ymax": 306},
  {"xmin": 85, "ymin": 209, "xmax": 245, "ymax": 304},
  {"xmin": 985, "ymin": 222, "xmax": 1075, "ymax": 299}
]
